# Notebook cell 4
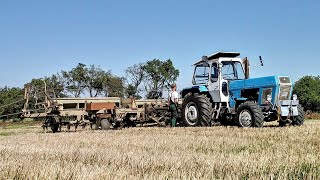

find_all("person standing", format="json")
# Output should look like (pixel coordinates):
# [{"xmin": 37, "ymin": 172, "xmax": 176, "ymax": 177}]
[{"xmin": 169, "ymin": 83, "xmax": 178, "ymax": 127}]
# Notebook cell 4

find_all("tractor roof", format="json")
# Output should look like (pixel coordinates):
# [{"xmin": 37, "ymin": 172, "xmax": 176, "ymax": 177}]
[{"xmin": 193, "ymin": 52, "xmax": 240, "ymax": 65}]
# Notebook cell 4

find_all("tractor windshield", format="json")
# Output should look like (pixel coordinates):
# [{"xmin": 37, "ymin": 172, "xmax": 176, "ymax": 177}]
[
  {"xmin": 193, "ymin": 64, "xmax": 210, "ymax": 84},
  {"xmin": 222, "ymin": 61, "xmax": 245, "ymax": 80}
]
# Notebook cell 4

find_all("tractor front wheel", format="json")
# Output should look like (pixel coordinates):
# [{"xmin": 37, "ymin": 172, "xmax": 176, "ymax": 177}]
[
  {"xmin": 182, "ymin": 93, "xmax": 212, "ymax": 127},
  {"xmin": 236, "ymin": 102, "xmax": 264, "ymax": 127},
  {"xmin": 291, "ymin": 105, "xmax": 304, "ymax": 126}
]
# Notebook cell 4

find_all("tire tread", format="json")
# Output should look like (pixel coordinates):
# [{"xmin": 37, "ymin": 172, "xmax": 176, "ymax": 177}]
[
  {"xmin": 182, "ymin": 93, "xmax": 213, "ymax": 126},
  {"xmin": 236, "ymin": 101, "xmax": 264, "ymax": 127}
]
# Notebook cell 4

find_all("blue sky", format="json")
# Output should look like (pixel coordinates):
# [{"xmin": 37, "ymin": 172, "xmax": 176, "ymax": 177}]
[{"xmin": 0, "ymin": 0, "xmax": 319, "ymax": 89}]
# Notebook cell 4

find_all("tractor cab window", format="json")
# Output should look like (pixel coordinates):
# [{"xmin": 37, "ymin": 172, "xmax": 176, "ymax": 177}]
[
  {"xmin": 193, "ymin": 64, "xmax": 210, "ymax": 84},
  {"xmin": 222, "ymin": 61, "xmax": 245, "ymax": 80},
  {"xmin": 211, "ymin": 63, "xmax": 218, "ymax": 82},
  {"xmin": 235, "ymin": 62, "xmax": 245, "ymax": 79}
]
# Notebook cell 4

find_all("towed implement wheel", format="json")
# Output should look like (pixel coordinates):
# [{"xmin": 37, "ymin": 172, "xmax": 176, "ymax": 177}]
[
  {"xmin": 101, "ymin": 119, "xmax": 111, "ymax": 130},
  {"xmin": 51, "ymin": 124, "xmax": 59, "ymax": 133},
  {"xmin": 45, "ymin": 116, "xmax": 60, "ymax": 133},
  {"xmin": 236, "ymin": 102, "xmax": 264, "ymax": 127},
  {"xmin": 182, "ymin": 93, "xmax": 212, "ymax": 127}
]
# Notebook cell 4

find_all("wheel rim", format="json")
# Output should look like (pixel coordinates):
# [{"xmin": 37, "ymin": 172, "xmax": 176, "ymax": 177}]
[
  {"xmin": 185, "ymin": 102, "xmax": 198, "ymax": 125},
  {"xmin": 239, "ymin": 110, "xmax": 252, "ymax": 127}
]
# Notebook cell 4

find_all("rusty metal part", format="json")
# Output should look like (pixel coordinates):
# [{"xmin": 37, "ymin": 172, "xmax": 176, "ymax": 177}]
[{"xmin": 86, "ymin": 102, "xmax": 116, "ymax": 111}]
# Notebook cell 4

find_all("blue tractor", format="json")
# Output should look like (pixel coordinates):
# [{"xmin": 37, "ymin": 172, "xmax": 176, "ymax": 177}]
[{"xmin": 181, "ymin": 52, "xmax": 304, "ymax": 127}]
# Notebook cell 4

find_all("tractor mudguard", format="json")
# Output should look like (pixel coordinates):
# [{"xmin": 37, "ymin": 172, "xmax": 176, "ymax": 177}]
[{"xmin": 181, "ymin": 85, "xmax": 208, "ymax": 98}]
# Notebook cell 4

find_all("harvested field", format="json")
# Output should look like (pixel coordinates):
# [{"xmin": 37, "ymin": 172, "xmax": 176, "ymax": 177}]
[{"xmin": 1, "ymin": 120, "xmax": 320, "ymax": 179}]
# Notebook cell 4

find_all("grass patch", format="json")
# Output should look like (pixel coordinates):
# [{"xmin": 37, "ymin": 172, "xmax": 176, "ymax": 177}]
[
  {"xmin": 3, "ymin": 124, "xmax": 38, "ymax": 129},
  {"xmin": 0, "ymin": 120, "xmax": 41, "ymax": 128},
  {"xmin": 0, "ymin": 132, "xmax": 14, "ymax": 136}
]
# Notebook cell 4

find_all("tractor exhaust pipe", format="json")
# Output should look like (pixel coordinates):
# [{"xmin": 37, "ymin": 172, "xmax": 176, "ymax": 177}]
[{"xmin": 242, "ymin": 57, "xmax": 250, "ymax": 79}]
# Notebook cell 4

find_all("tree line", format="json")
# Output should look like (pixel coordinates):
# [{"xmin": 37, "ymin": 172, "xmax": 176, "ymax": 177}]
[{"xmin": 0, "ymin": 59, "xmax": 180, "ymax": 117}]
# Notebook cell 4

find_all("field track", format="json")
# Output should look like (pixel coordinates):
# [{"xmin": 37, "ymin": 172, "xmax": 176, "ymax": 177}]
[{"xmin": 1, "ymin": 120, "xmax": 320, "ymax": 179}]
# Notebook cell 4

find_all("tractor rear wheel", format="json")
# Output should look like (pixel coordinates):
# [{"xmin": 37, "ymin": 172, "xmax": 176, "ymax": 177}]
[
  {"xmin": 291, "ymin": 105, "xmax": 304, "ymax": 126},
  {"xmin": 236, "ymin": 102, "xmax": 264, "ymax": 127},
  {"xmin": 101, "ymin": 119, "xmax": 111, "ymax": 130},
  {"xmin": 182, "ymin": 93, "xmax": 212, "ymax": 126}
]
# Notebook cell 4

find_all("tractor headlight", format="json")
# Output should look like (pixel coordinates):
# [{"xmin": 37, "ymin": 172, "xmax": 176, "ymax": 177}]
[
  {"xmin": 266, "ymin": 95, "xmax": 272, "ymax": 102},
  {"xmin": 293, "ymin": 94, "xmax": 298, "ymax": 101}
]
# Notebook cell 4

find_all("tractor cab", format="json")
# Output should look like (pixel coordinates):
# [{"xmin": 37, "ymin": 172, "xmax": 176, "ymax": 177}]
[
  {"xmin": 193, "ymin": 53, "xmax": 246, "ymax": 83},
  {"xmin": 191, "ymin": 52, "xmax": 245, "ymax": 103}
]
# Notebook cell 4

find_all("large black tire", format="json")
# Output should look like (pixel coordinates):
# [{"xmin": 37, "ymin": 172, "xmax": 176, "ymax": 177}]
[
  {"xmin": 292, "ymin": 105, "xmax": 304, "ymax": 126},
  {"xmin": 46, "ymin": 116, "xmax": 59, "ymax": 133},
  {"xmin": 279, "ymin": 119, "xmax": 287, "ymax": 127},
  {"xmin": 51, "ymin": 124, "xmax": 59, "ymax": 133},
  {"xmin": 182, "ymin": 93, "xmax": 212, "ymax": 127},
  {"xmin": 236, "ymin": 101, "xmax": 264, "ymax": 127},
  {"xmin": 101, "ymin": 119, "xmax": 111, "ymax": 130}
]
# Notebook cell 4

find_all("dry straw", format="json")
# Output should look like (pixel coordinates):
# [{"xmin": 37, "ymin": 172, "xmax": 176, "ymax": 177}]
[{"xmin": 0, "ymin": 121, "xmax": 320, "ymax": 179}]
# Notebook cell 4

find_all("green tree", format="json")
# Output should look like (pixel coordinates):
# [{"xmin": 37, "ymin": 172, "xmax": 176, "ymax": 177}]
[
  {"xmin": 125, "ymin": 63, "xmax": 145, "ymax": 98},
  {"xmin": 61, "ymin": 63, "xmax": 88, "ymax": 97},
  {"xmin": 61, "ymin": 63, "xmax": 120, "ymax": 98},
  {"xmin": 87, "ymin": 65, "xmax": 111, "ymax": 97},
  {"xmin": 103, "ymin": 75, "xmax": 125, "ymax": 97},
  {"xmin": 0, "ymin": 87, "xmax": 24, "ymax": 119},
  {"xmin": 125, "ymin": 84, "xmax": 137, "ymax": 98},
  {"xmin": 293, "ymin": 76, "xmax": 320, "ymax": 112},
  {"xmin": 45, "ymin": 74, "xmax": 67, "ymax": 98},
  {"xmin": 143, "ymin": 59, "xmax": 179, "ymax": 99}
]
